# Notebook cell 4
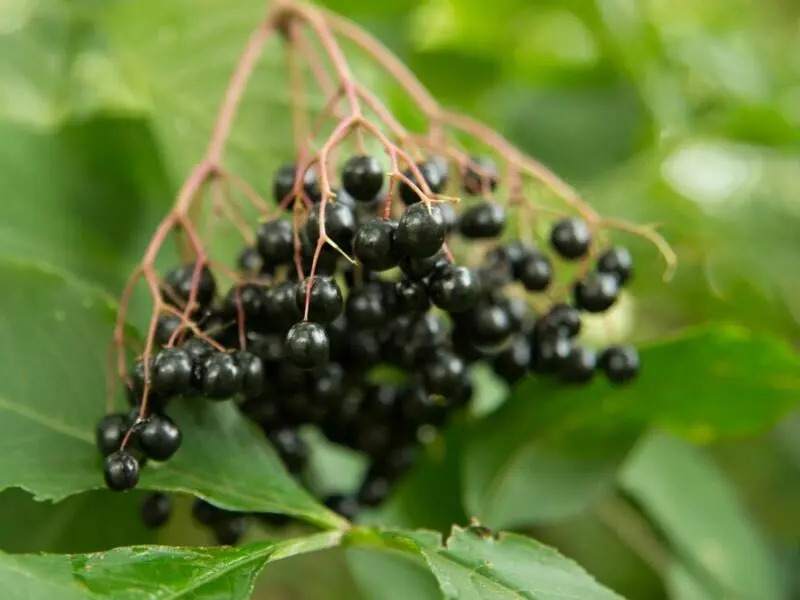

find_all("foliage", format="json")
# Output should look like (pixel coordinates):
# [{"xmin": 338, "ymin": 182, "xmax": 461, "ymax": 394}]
[{"xmin": 0, "ymin": 0, "xmax": 798, "ymax": 599}]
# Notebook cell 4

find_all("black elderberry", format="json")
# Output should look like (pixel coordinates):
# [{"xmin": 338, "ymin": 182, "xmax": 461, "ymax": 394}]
[
  {"xmin": 152, "ymin": 348, "xmax": 193, "ymax": 398},
  {"xmin": 342, "ymin": 329, "xmax": 383, "ymax": 370},
  {"xmin": 163, "ymin": 263, "xmax": 217, "ymax": 310},
  {"xmin": 574, "ymin": 272, "xmax": 620, "ymax": 313},
  {"xmin": 325, "ymin": 315, "xmax": 348, "ymax": 359},
  {"xmin": 518, "ymin": 251, "xmax": 553, "ymax": 292},
  {"xmin": 192, "ymin": 497, "xmax": 222, "ymax": 526},
  {"xmin": 213, "ymin": 513, "xmax": 248, "ymax": 546},
  {"xmin": 342, "ymin": 155, "xmax": 384, "ymax": 202},
  {"xmin": 398, "ymin": 160, "xmax": 447, "ymax": 206},
  {"xmin": 346, "ymin": 285, "xmax": 385, "ymax": 329},
  {"xmin": 269, "ymin": 427, "xmax": 309, "ymax": 474},
  {"xmin": 394, "ymin": 278, "xmax": 431, "ymax": 314},
  {"xmin": 324, "ymin": 494, "xmax": 360, "ymax": 521},
  {"xmin": 241, "ymin": 397, "xmax": 283, "ymax": 431},
  {"xmin": 274, "ymin": 361, "xmax": 309, "ymax": 393},
  {"xmin": 140, "ymin": 492, "xmax": 172, "ymax": 529},
  {"xmin": 468, "ymin": 302, "xmax": 514, "ymax": 348},
  {"xmin": 256, "ymin": 219, "xmax": 294, "ymax": 266},
  {"xmin": 236, "ymin": 351, "xmax": 265, "ymax": 399},
  {"xmin": 394, "ymin": 203, "xmax": 447, "ymax": 259},
  {"xmin": 596, "ymin": 246, "xmax": 634, "ymax": 285},
  {"xmin": 559, "ymin": 345, "xmax": 597, "ymax": 384},
  {"xmin": 202, "ymin": 352, "xmax": 243, "ymax": 399},
  {"xmin": 427, "ymin": 264, "xmax": 480, "ymax": 313},
  {"xmin": 398, "ymin": 250, "xmax": 448, "ymax": 281},
  {"xmin": 462, "ymin": 155, "xmax": 499, "ymax": 195},
  {"xmin": 309, "ymin": 362, "xmax": 345, "ymax": 406},
  {"xmin": 531, "ymin": 333, "xmax": 573, "ymax": 374},
  {"xmin": 458, "ymin": 201, "xmax": 506, "ymax": 239},
  {"xmin": 154, "ymin": 315, "xmax": 181, "ymax": 347},
  {"xmin": 342, "ymin": 263, "xmax": 380, "ymax": 291},
  {"xmin": 138, "ymin": 413, "xmax": 182, "ymax": 461},
  {"xmin": 264, "ymin": 281, "xmax": 303, "ymax": 330},
  {"xmin": 305, "ymin": 200, "xmax": 358, "ymax": 248},
  {"xmin": 359, "ymin": 384, "xmax": 398, "ymax": 423},
  {"xmin": 294, "ymin": 276, "xmax": 343, "ymax": 325},
  {"xmin": 237, "ymin": 246, "xmax": 262, "ymax": 276},
  {"xmin": 495, "ymin": 295, "xmax": 533, "ymax": 333},
  {"xmin": 439, "ymin": 202, "xmax": 459, "ymax": 233},
  {"xmin": 491, "ymin": 335, "xmax": 531, "ymax": 385},
  {"xmin": 353, "ymin": 219, "xmax": 400, "ymax": 271},
  {"xmin": 537, "ymin": 303, "xmax": 582, "ymax": 338},
  {"xmin": 358, "ymin": 474, "xmax": 392, "ymax": 507},
  {"xmin": 599, "ymin": 346, "xmax": 640, "ymax": 384},
  {"xmin": 254, "ymin": 512, "xmax": 293, "ymax": 529},
  {"xmin": 274, "ymin": 162, "xmax": 321, "ymax": 206},
  {"xmin": 103, "ymin": 451, "xmax": 139, "ymax": 492},
  {"xmin": 285, "ymin": 321, "xmax": 330, "ymax": 369},
  {"xmin": 486, "ymin": 241, "xmax": 531, "ymax": 280},
  {"xmin": 550, "ymin": 218, "xmax": 592, "ymax": 260},
  {"xmin": 423, "ymin": 350, "xmax": 467, "ymax": 397},
  {"xmin": 398, "ymin": 382, "xmax": 447, "ymax": 428},
  {"xmin": 298, "ymin": 233, "xmax": 341, "ymax": 276},
  {"xmin": 222, "ymin": 284, "xmax": 265, "ymax": 321},
  {"xmin": 353, "ymin": 421, "xmax": 395, "ymax": 457},
  {"xmin": 95, "ymin": 413, "xmax": 129, "ymax": 457}
]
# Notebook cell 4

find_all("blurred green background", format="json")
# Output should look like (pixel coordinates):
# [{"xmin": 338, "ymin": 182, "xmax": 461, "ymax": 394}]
[{"xmin": 0, "ymin": 0, "xmax": 799, "ymax": 598}]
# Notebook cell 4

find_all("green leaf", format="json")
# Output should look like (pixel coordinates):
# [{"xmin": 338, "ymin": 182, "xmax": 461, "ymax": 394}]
[
  {"xmin": 419, "ymin": 526, "xmax": 626, "ymax": 600},
  {"xmin": 620, "ymin": 433, "xmax": 782, "ymax": 600},
  {"xmin": 0, "ymin": 259, "xmax": 343, "ymax": 529},
  {"xmin": 463, "ymin": 326, "xmax": 800, "ymax": 528},
  {"xmin": 347, "ymin": 546, "xmax": 443, "ymax": 600},
  {"xmin": 0, "ymin": 531, "xmax": 341, "ymax": 600}
]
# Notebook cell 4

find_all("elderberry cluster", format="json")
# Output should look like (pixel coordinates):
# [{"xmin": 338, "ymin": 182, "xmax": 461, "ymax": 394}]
[{"xmin": 95, "ymin": 154, "xmax": 640, "ymax": 544}]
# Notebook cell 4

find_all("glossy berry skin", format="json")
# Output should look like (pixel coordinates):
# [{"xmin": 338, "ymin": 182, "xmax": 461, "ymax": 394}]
[
  {"xmin": 559, "ymin": 345, "xmax": 597, "ymax": 384},
  {"xmin": 518, "ymin": 252, "xmax": 553, "ymax": 292},
  {"xmin": 269, "ymin": 427, "xmax": 309, "ymax": 474},
  {"xmin": 96, "ymin": 413, "xmax": 129, "ymax": 456},
  {"xmin": 394, "ymin": 203, "xmax": 447, "ymax": 259},
  {"xmin": 324, "ymin": 494, "xmax": 360, "ymax": 521},
  {"xmin": 573, "ymin": 272, "xmax": 620, "ymax": 313},
  {"xmin": 394, "ymin": 278, "xmax": 431, "ymax": 314},
  {"xmin": 399, "ymin": 251, "xmax": 447, "ymax": 281},
  {"xmin": 423, "ymin": 351, "xmax": 467, "ymax": 396},
  {"xmin": 305, "ymin": 200, "xmax": 357, "ymax": 248},
  {"xmin": 264, "ymin": 281, "xmax": 302, "ymax": 330},
  {"xmin": 295, "ymin": 276, "xmax": 343, "ymax": 325},
  {"xmin": 342, "ymin": 155, "xmax": 384, "ymax": 202},
  {"xmin": 237, "ymin": 246, "xmax": 262, "ymax": 276},
  {"xmin": 486, "ymin": 241, "xmax": 531, "ymax": 280},
  {"xmin": 182, "ymin": 338, "xmax": 213, "ymax": 391},
  {"xmin": 154, "ymin": 315, "xmax": 181, "ymax": 347},
  {"xmin": 103, "ymin": 451, "xmax": 140, "ymax": 492},
  {"xmin": 531, "ymin": 333, "xmax": 573, "ymax": 374},
  {"xmin": 468, "ymin": 303, "xmax": 513, "ymax": 347},
  {"xmin": 537, "ymin": 304, "xmax": 582, "ymax": 338},
  {"xmin": 550, "ymin": 218, "xmax": 592, "ymax": 260},
  {"xmin": 213, "ymin": 514, "xmax": 248, "ymax": 546},
  {"xmin": 492, "ymin": 335, "xmax": 531, "ymax": 385},
  {"xmin": 256, "ymin": 219, "xmax": 294, "ymax": 266},
  {"xmin": 139, "ymin": 413, "xmax": 182, "ymax": 461},
  {"xmin": 152, "ymin": 348, "xmax": 193, "ymax": 398},
  {"xmin": 398, "ymin": 160, "xmax": 447, "ymax": 206},
  {"xmin": 597, "ymin": 247, "xmax": 634, "ymax": 285},
  {"xmin": 462, "ymin": 155, "xmax": 499, "ymax": 195},
  {"xmin": 236, "ymin": 351, "xmax": 264, "ymax": 399},
  {"xmin": 353, "ymin": 219, "xmax": 400, "ymax": 271},
  {"xmin": 191, "ymin": 497, "xmax": 222, "ymax": 526},
  {"xmin": 599, "ymin": 346, "xmax": 640, "ymax": 384},
  {"xmin": 427, "ymin": 265, "xmax": 480, "ymax": 313},
  {"xmin": 163, "ymin": 264, "xmax": 217, "ymax": 310},
  {"xmin": 458, "ymin": 201, "xmax": 506, "ymax": 239},
  {"xmin": 346, "ymin": 285, "xmax": 386, "ymax": 330},
  {"xmin": 222, "ymin": 284, "xmax": 265, "ymax": 321},
  {"xmin": 140, "ymin": 492, "xmax": 172, "ymax": 529},
  {"xmin": 274, "ymin": 162, "xmax": 320, "ymax": 205},
  {"xmin": 285, "ymin": 322, "xmax": 330, "ymax": 369},
  {"xmin": 202, "ymin": 352, "xmax": 243, "ymax": 399}
]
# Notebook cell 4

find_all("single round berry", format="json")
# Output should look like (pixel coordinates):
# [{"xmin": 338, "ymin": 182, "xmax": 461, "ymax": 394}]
[
  {"xmin": 599, "ymin": 346, "xmax": 640, "ymax": 384},
  {"xmin": 324, "ymin": 494, "xmax": 360, "ymax": 521},
  {"xmin": 140, "ymin": 492, "xmax": 172, "ymax": 529},
  {"xmin": 468, "ymin": 302, "xmax": 514, "ymax": 347},
  {"xmin": 285, "ymin": 321, "xmax": 330, "ymax": 369},
  {"xmin": 342, "ymin": 155, "xmax": 384, "ymax": 202},
  {"xmin": 531, "ymin": 333, "xmax": 573, "ymax": 374},
  {"xmin": 305, "ymin": 200, "xmax": 357, "ymax": 248},
  {"xmin": 574, "ymin": 272, "xmax": 620, "ymax": 313},
  {"xmin": 427, "ymin": 265, "xmax": 480, "ymax": 313},
  {"xmin": 152, "ymin": 348, "xmax": 193, "ymax": 398},
  {"xmin": 103, "ymin": 451, "xmax": 140, "ymax": 492},
  {"xmin": 462, "ymin": 155, "xmax": 500, "ymax": 195},
  {"xmin": 264, "ymin": 281, "xmax": 302, "ymax": 330},
  {"xmin": 550, "ymin": 218, "xmax": 592, "ymax": 260},
  {"xmin": 139, "ymin": 413, "xmax": 182, "ymax": 461},
  {"xmin": 518, "ymin": 252, "xmax": 553, "ymax": 292},
  {"xmin": 213, "ymin": 513, "xmax": 248, "ymax": 546},
  {"xmin": 458, "ymin": 201, "xmax": 506, "ymax": 239},
  {"xmin": 256, "ymin": 219, "xmax": 294, "ymax": 266},
  {"xmin": 394, "ymin": 278, "xmax": 431, "ymax": 314},
  {"xmin": 95, "ymin": 413, "xmax": 129, "ymax": 457},
  {"xmin": 353, "ymin": 219, "xmax": 400, "ymax": 271},
  {"xmin": 560, "ymin": 345, "xmax": 597, "ymax": 384},
  {"xmin": 269, "ymin": 427, "xmax": 309, "ymax": 474},
  {"xmin": 294, "ymin": 276, "xmax": 343, "ymax": 325},
  {"xmin": 358, "ymin": 474, "xmax": 392, "ymax": 507},
  {"xmin": 596, "ymin": 246, "xmax": 634, "ymax": 285},
  {"xmin": 537, "ymin": 304, "xmax": 582, "ymax": 338},
  {"xmin": 222, "ymin": 284, "xmax": 265, "ymax": 320},
  {"xmin": 346, "ymin": 285, "xmax": 385, "ymax": 330},
  {"xmin": 492, "ymin": 335, "xmax": 531, "ymax": 385},
  {"xmin": 398, "ymin": 250, "xmax": 448, "ymax": 281},
  {"xmin": 398, "ymin": 160, "xmax": 447, "ymax": 206},
  {"xmin": 486, "ymin": 241, "xmax": 531, "ymax": 280},
  {"xmin": 495, "ymin": 295, "xmax": 533, "ymax": 333},
  {"xmin": 192, "ymin": 497, "xmax": 223, "ymax": 526},
  {"xmin": 237, "ymin": 246, "xmax": 262, "ymax": 276},
  {"xmin": 423, "ymin": 351, "xmax": 467, "ymax": 396},
  {"xmin": 163, "ymin": 263, "xmax": 217, "ymax": 309},
  {"xmin": 274, "ymin": 162, "xmax": 320, "ymax": 206},
  {"xmin": 154, "ymin": 315, "xmax": 181, "ymax": 347},
  {"xmin": 202, "ymin": 352, "xmax": 243, "ymax": 399},
  {"xmin": 394, "ymin": 203, "xmax": 447, "ymax": 259},
  {"xmin": 237, "ymin": 351, "xmax": 265, "ymax": 399}
]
